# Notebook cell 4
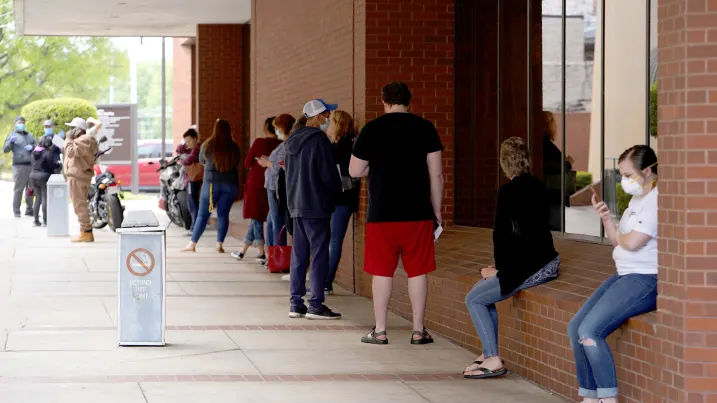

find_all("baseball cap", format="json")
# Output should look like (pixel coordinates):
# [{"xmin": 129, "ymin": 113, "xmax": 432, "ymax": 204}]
[
  {"xmin": 43, "ymin": 119, "xmax": 54, "ymax": 127},
  {"xmin": 66, "ymin": 117, "xmax": 88, "ymax": 131},
  {"xmin": 303, "ymin": 99, "xmax": 338, "ymax": 118}
]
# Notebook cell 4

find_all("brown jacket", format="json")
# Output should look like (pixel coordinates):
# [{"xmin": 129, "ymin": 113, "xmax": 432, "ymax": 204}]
[{"xmin": 63, "ymin": 133, "xmax": 98, "ymax": 180}]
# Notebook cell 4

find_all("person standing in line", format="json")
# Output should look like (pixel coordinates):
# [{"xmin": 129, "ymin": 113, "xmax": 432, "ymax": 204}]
[
  {"xmin": 4, "ymin": 116, "xmax": 36, "ymax": 217},
  {"xmin": 349, "ymin": 81, "xmax": 444, "ymax": 344},
  {"xmin": 29, "ymin": 135, "xmax": 62, "ymax": 227},
  {"xmin": 257, "ymin": 114, "xmax": 296, "ymax": 247},
  {"xmin": 63, "ymin": 117, "xmax": 100, "ymax": 243},
  {"xmin": 284, "ymin": 99, "xmax": 342, "ymax": 320},
  {"xmin": 324, "ymin": 110, "xmax": 360, "ymax": 294},
  {"xmin": 230, "ymin": 117, "xmax": 282, "ymax": 263},
  {"xmin": 182, "ymin": 119, "xmax": 241, "ymax": 253},
  {"xmin": 177, "ymin": 126, "xmax": 203, "ymax": 235},
  {"xmin": 569, "ymin": 145, "xmax": 658, "ymax": 403}
]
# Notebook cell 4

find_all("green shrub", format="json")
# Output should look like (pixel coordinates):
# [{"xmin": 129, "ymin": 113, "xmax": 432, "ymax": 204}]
[
  {"xmin": 576, "ymin": 171, "xmax": 593, "ymax": 191},
  {"xmin": 650, "ymin": 84, "xmax": 658, "ymax": 138},
  {"xmin": 21, "ymin": 98, "xmax": 98, "ymax": 138},
  {"xmin": 616, "ymin": 183, "xmax": 632, "ymax": 217}
]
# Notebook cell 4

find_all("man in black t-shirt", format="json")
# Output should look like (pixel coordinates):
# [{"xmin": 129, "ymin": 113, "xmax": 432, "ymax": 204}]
[{"xmin": 349, "ymin": 81, "xmax": 444, "ymax": 345}]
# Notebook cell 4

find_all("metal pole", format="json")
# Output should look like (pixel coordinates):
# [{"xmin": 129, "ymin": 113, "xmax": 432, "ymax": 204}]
[
  {"xmin": 561, "ymin": 0, "xmax": 567, "ymax": 234},
  {"xmin": 130, "ymin": 41, "xmax": 139, "ymax": 194},
  {"xmin": 161, "ymin": 37, "xmax": 167, "ymax": 161},
  {"xmin": 600, "ymin": 0, "xmax": 606, "ymax": 240},
  {"xmin": 645, "ymin": 0, "xmax": 651, "ymax": 146}
]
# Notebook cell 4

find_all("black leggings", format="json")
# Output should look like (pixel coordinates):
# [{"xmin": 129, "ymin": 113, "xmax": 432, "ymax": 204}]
[{"xmin": 30, "ymin": 177, "xmax": 48, "ymax": 223}]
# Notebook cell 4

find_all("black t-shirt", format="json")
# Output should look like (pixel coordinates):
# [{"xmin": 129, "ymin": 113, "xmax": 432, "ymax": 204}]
[{"xmin": 352, "ymin": 113, "xmax": 443, "ymax": 223}]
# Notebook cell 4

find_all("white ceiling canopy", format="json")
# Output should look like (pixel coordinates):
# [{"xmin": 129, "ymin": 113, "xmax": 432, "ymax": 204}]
[{"xmin": 14, "ymin": 0, "xmax": 251, "ymax": 37}]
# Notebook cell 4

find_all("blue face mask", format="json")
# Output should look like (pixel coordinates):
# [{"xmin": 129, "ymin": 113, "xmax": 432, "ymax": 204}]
[
  {"xmin": 15, "ymin": 123, "xmax": 25, "ymax": 132},
  {"xmin": 319, "ymin": 117, "xmax": 330, "ymax": 133},
  {"xmin": 44, "ymin": 128, "xmax": 54, "ymax": 136}
]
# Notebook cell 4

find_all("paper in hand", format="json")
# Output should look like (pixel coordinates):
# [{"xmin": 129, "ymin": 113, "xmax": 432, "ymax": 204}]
[
  {"xmin": 52, "ymin": 134, "xmax": 66, "ymax": 149},
  {"xmin": 434, "ymin": 221, "xmax": 443, "ymax": 242}
]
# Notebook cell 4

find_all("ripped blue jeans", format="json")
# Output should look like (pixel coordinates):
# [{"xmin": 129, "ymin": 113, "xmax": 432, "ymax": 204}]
[{"xmin": 568, "ymin": 274, "xmax": 657, "ymax": 399}]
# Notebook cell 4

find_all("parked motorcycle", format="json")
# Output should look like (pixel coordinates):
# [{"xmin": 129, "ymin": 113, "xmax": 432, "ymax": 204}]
[
  {"xmin": 158, "ymin": 156, "xmax": 192, "ymax": 229},
  {"xmin": 90, "ymin": 146, "xmax": 125, "ymax": 231}
]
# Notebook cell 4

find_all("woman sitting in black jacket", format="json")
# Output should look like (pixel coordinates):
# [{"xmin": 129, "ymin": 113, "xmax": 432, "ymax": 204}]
[
  {"xmin": 30, "ymin": 136, "xmax": 62, "ymax": 227},
  {"xmin": 462, "ymin": 137, "xmax": 561, "ymax": 379}
]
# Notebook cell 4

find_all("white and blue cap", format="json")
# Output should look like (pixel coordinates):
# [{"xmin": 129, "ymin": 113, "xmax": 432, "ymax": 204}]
[{"xmin": 303, "ymin": 99, "xmax": 338, "ymax": 118}]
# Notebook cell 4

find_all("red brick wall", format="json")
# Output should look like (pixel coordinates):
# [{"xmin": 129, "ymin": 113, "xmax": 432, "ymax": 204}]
[
  {"xmin": 196, "ymin": 24, "xmax": 245, "ymax": 147},
  {"xmin": 172, "ymin": 38, "xmax": 194, "ymax": 147},
  {"xmin": 656, "ymin": 1, "xmax": 717, "ymax": 401}
]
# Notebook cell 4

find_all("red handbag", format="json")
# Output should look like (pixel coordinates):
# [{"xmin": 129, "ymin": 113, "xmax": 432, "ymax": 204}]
[{"xmin": 267, "ymin": 226, "xmax": 291, "ymax": 273}]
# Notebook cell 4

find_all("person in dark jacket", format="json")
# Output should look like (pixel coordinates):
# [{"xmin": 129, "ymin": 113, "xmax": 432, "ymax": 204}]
[
  {"xmin": 462, "ymin": 137, "xmax": 560, "ymax": 379},
  {"xmin": 284, "ymin": 99, "xmax": 342, "ymax": 320},
  {"xmin": 3, "ymin": 116, "xmax": 36, "ymax": 217},
  {"xmin": 29, "ymin": 136, "xmax": 62, "ymax": 227},
  {"xmin": 324, "ymin": 110, "xmax": 359, "ymax": 294}
]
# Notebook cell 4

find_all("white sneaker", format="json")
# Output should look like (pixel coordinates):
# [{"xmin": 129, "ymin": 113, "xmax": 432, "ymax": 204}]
[
  {"xmin": 183, "ymin": 230, "xmax": 193, "ymax": 237},
  {"xmin": 281, "ymin": 274, "xmax": 290, "ymax": 281},
  {"xmin": 231, "ymin": 251, "xmax": 244, "ymax": 260}
]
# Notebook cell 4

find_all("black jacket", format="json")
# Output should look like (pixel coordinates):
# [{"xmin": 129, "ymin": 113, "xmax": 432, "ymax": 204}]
[
  {"xmin": 333, "ymin": 135, "xmax": 359, "ymax": 212},
  {"xmin": 30, "ymin": 146, "xmax": 61, "ymax": 182},
  {"xmin": 494, "ymin": 173, "xmax": 559, "ymax": 296},
  {"xmin": 284, "ymin": 127, "xmax": 341, "ymax": 219}
]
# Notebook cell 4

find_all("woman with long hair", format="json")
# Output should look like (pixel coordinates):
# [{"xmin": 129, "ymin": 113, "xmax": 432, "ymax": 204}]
[
  {"xmin": 324, "ymin": 110, "xmax": 360, "ymax": 293},
  {"xmin": 182, "ymin": 119, "xmax": 242, "ymax": 253},
  {"xmin": 230, "ymin": 117, "xmax": 282, "ymax": 262},
  {"xmin": 257, "ymin": 114, "xmax": 296, "ymax": 247}
]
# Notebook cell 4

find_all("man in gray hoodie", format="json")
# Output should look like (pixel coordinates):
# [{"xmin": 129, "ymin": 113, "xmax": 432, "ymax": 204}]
[
  {"xmin": 3, "ymin": 116, "xmax": 36, "ymax": 217},
  {"xmin": 284, "ymin": 99, "xmax": 342, "ymax": 320}
]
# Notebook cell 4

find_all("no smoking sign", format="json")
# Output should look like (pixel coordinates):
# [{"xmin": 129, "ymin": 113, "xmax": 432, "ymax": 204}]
[{"xmin": 126, "ymin": 248, "xmax": 155, "ymax": 277}]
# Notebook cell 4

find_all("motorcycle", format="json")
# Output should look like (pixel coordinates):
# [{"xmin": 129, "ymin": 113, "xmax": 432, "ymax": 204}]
[
  {"xmin": 90, "ymin": 146, "xmax": 125, "ymax": 231},
  {"xmin": 158, "ymin": 156, "xmax": 192, "ymax": 229}
]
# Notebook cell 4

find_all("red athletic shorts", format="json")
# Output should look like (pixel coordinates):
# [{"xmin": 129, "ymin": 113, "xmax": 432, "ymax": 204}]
[{"xmin": 363, "ymin": 220, "xmax": 436, "ymax": 278}]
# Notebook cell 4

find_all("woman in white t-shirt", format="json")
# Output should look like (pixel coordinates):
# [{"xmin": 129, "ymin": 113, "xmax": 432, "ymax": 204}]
[{"xmin": 568, "ymin": 145, "xmax": 658, "ymax": 403}]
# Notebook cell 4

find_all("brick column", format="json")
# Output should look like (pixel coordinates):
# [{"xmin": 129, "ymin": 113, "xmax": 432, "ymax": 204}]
[
  {"xmin": 657, "ymin": 1, "xmax": 717, "ymax": 401},
  {"xmin": 196, "ymin": 24, "xmax": 245, "ymax": 146},
  {"xmin": 171, "ymin": 38, "xmax": 194, "ymax": 147}
]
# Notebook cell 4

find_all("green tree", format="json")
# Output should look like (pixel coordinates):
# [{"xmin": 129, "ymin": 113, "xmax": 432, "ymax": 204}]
[{"xmin": 0, "ymin": 0, "xmax": 129, "ymax": 130}]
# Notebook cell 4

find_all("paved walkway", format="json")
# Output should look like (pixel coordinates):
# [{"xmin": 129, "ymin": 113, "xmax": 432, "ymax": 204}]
[{"xmin": 0, "ymin": 181, "xmax": 565, "ymax": 402}]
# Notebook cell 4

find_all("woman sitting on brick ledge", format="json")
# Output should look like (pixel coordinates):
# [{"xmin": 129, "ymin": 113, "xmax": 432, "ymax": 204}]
[
  {"xmin": 463, "ymin": 137, "xmax": 561, "ymax": 380},
  {"xmin": 569, "ymin": 145, "xmax": 658, "ymax": 403}
]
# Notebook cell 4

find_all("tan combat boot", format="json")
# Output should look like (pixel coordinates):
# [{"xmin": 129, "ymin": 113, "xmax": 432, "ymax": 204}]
[{"xmin": 71, "ymin": 231, "xmax": 95, "ymax": 243}]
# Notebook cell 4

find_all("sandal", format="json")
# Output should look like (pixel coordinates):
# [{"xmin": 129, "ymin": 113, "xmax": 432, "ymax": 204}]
[
  {"xmin": 467, "ymin": 359, "xmax": 505, "ymax": 367},
  {"xmin": 410, "ymin": 328, "xmax": 434, "ymax": 345},
  {"xmin": 361, "ymin": 327, "xmax": 388, "ymax": 345},
  {"xmin": 463, "ymin": 367, "xmax": 508, "ymax": 379}
]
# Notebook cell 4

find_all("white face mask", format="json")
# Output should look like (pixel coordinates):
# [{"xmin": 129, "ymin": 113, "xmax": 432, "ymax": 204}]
[
  {"xmin": 621, "ymin": 177, "xmax": 644, "ymax": 196},
  {"xmin": 319, "ymin": 116, "xmax": 330, "ymax": 132},
  {"xmin": 276, "ymin": 130, "xmax": 284, "ymax": 141}
]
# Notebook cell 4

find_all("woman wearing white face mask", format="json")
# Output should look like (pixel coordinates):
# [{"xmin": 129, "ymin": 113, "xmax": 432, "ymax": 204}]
[
  {"xmin": 568, "ymin": 145, "xmax": 658, "ymax": 403},
  {"xmin": 257, "ymin": 114, "xmax": 296, "ymax": 248}
]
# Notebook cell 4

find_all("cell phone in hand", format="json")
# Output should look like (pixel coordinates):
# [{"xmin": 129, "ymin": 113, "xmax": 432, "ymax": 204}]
[{"xmin": 590, "ymin": 187, "xmax": 601, "ymax": 203}]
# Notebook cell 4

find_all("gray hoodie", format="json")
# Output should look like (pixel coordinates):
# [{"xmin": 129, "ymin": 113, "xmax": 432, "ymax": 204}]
[
  {"xmin": 3, "ymin": 131, "xmax": 36, "ymax": 166},
  {"xmin": 284, "ymin": 127, "xmax": 341, "ymax": 219}
]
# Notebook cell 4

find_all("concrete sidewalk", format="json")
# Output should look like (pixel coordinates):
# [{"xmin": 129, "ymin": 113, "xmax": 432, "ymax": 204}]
[{"xmin": 0, "ymin": 182, "xmax": 565, "ymax": 403}]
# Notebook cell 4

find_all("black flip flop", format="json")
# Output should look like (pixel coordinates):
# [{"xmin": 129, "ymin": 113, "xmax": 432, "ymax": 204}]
[
  {"xmin": 410, "ymin": 329, "xmax": 434, "ymax": 345},
  {"xmin": 463, "ymin": 367, "xmax": 508, "ymax": 379},
  {"xmin": 361, "ymin": 328, "xmax": 388, "ymax": 345}
]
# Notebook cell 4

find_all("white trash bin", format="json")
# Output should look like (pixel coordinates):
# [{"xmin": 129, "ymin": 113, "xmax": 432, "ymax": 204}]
[
  {"xmin": 117, "ymin": 210, "xmax": 167, "ymax": 347},
  {"xmin": 47, "ymin": 174, "xmax": 69, "ymax": 236}
]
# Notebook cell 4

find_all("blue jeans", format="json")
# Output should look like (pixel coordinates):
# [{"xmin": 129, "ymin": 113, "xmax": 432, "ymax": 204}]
[
  {"xmin": 187, "ymin": 180, "xmax": 202, "ymax": 230},
  {"xmin": 568, "ymin": 274, "xmax": 657, "ymax": 399},
  {"xmin": 465, "ymin": 256, "xmax": 560, "ymax": 358},
  {"xmin": 266, "ymin": 189, "xmax": 286, "ymax": 246},
  {"xmin": 290, "ymin": 217, "xmax": 330, "ymax": 311},
  {"xmin": 191, "ymin": 182, "xmax": 238, "ymax": 243},
  {"xmin": 244, "ymin": 219, "xmax": 265, "ymax": 247},
  {"xmin": 325, "ymin": 205, "xmax": 352, "ymax": 290}
]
